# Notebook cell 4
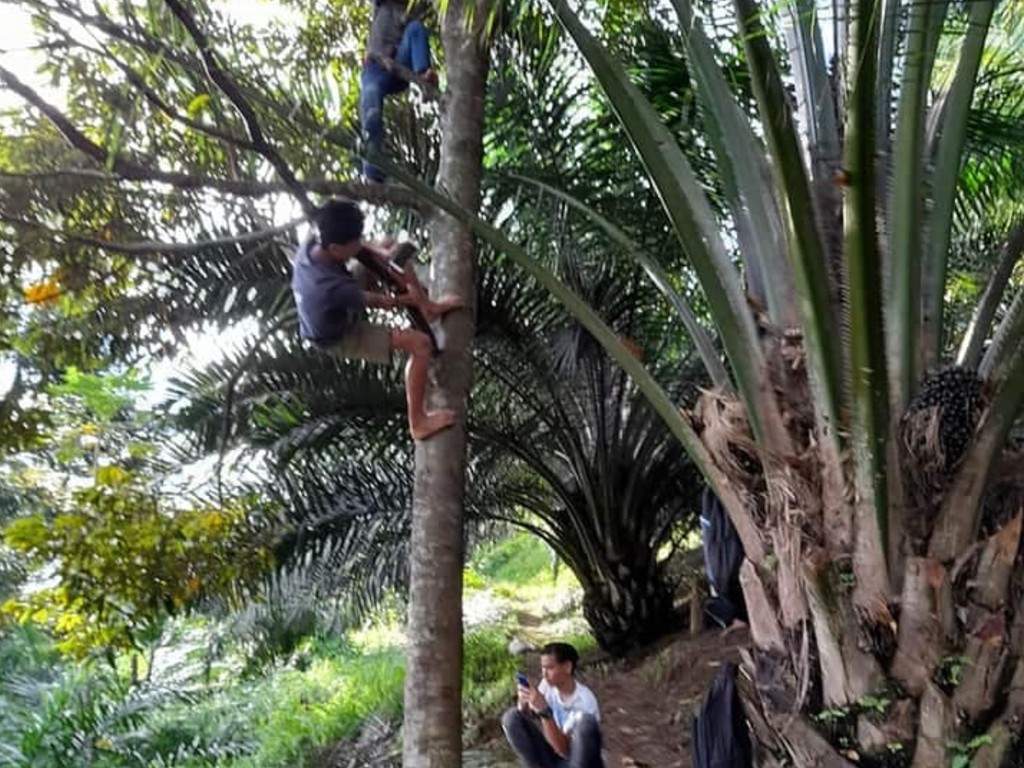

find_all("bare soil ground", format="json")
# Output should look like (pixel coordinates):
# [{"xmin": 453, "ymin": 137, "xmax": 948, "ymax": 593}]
[{"xmin": 468, "ymin": 626, "xmax": 750, "ymax": 768}]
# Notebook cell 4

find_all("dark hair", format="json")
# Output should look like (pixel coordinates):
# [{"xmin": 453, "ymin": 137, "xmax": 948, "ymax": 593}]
[
  {"xmin": 540, "ymin": 642, "xmax": 580, "ymax": 674},
  {"xmin": 313, "ymin": 198, "xmax": 364, "ymax": 246}
]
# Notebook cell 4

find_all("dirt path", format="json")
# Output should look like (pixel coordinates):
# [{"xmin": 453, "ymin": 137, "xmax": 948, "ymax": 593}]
[{"xmin": 470, "ymin": 627, "xmax": 750, "ymax": 767}]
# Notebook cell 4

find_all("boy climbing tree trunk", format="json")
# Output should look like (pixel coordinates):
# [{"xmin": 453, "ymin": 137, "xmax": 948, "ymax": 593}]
[{"xmin": 402, "ymin": 0, "xmax": 491, "ymax": 765}]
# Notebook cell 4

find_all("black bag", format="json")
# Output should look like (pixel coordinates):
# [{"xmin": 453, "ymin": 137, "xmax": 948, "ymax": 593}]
[
  {"xmin": 700, "ymin": 487, "xmax": 747, "ymax": 626},
  {"xmin": 691, "ymin": 662, "xmax": 754, "ymax": 768}
]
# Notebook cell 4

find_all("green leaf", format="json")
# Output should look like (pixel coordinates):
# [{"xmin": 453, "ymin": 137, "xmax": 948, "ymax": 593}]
[
  {"xmin": 367, "ymin": 150, "xmax": 767, "ymax": 565},
  {"xmin": 730, "ymin": 0, "xmax": 844, "ymax": 448},
  {"xmin": 921, "ymin": 0, "xmax": 998, "ymax": 368},
  {"xmin": 504, "ymin": 172, "xmax": 730, "ymax": 388},
  {"xmin": 186, "ymin": 93, "xmax": 211, "ymax": 119},
  {"xmin": 887, "ymin": 0, "xmax": 949, "ymax": 407},
  {"xmin": 842, "ymin": 0, "xmax": 891, "ymax": 565},
  {"xmin": 546, "ymin": 0, "xmax": 789, "ymax": 452},
  {"xmin": 671, "ymin": 0, "xmax": 795, "ymax": 326},
  {"xmin": 95, "ymin": 466, "xmax": 130, "ymax": 488}
]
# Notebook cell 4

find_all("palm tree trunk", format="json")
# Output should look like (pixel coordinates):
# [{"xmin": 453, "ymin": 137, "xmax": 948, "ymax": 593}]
[
  {"xmin": 402, "ymin": 3, "xmax": 490, "ymax": 767},
  {"xmin": 579, "ymin": 561, "xmax": 681, "ymax": 656}
]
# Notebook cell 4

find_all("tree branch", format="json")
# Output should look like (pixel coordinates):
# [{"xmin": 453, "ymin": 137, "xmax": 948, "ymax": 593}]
[
  {"xmin": 0, "ymin": 167, "xmax": 424, "ymax": 209},
  {"xmin": 110, "ymin": 54, "xmax": 258, "ymax": 151},
  {"xmin": 161, "ymin": 0, "xmax": 315, "ymax": 216},
  {"xmin": 0, "ymin": 66, "xmax": 424, "ymax": 210},
  {"xmin": 3, "ymin": 3, "xmax": 434, "ymax": 214},
  {"xmin": 0, "ymin": 213, "xmax": 301, "ymax": 257}
]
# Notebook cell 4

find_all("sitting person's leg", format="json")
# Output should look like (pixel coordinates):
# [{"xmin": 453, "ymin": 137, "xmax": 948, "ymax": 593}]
[
  {"xmin": 567, "ymin": 714, "xmax": 603, "ymax": 768},
  {"xmin": 501, "ymin": 708, "xmax": 563, "ymax": 768},
  {"xmin": 395, "ymin": 19, "xmax": 435, "ymax": 82},
  {"xmin": 569, "ymin": 716, "xmax": 598, "ymax": 768}
]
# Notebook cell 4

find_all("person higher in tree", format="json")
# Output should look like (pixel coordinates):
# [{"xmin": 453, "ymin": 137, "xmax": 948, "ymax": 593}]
[
  {"xmin": 291, "ymin": 198, "xmax": 462, "ymax": 440},
  {"xmin": 360, "ymin": 0, "xmax": 438, "ymax": 182}
]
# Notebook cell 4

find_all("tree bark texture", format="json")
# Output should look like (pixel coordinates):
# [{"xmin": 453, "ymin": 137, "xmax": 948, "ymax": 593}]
[
  {"xmin": 402, "ymin": 3, "xmax": 490, "ymax": 767},
  {"xmin": 698, "ymin": 349, "xmax": 1024, "ymax": 765}
]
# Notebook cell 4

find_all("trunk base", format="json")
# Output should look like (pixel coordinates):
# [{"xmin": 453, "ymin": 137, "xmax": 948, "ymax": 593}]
[{"xmin": 582, "ymin": 575, "xmax": 680, "ymax": 655}]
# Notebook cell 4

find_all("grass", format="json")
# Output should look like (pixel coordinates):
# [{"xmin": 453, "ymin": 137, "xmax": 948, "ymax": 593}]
[
  {"xmin": 228, "ymin": 648, "xmax": 405, "ymax": 768},
  {"xmin": 1, "ymin": 530, "xmax": 595, "ymax": 767},
  {"xmin": 471, "ymin": 530, "xmax": 557, "ymax": 585}
]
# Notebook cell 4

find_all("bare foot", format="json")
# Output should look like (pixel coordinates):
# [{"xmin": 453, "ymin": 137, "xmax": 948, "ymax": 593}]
[
  {"xmin": 721, "ymin": 619, "xmax": 748, "ymax": 638},
  {"xmin": 423, "ymin": 294, "xmax": 466, "ymax": 323},
  {"xmin": 418, "ymin": 69, "xmax": 439, "ymax": 87},
  {"xmin": 410, "ymin": 409, "xmax": 456, "ymax": 440}
]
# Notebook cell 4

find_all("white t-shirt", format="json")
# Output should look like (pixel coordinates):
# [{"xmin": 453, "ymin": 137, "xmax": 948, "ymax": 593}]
[{"xmin": 537, "ymin": 679, "xmax": 601, "ymax": 735}]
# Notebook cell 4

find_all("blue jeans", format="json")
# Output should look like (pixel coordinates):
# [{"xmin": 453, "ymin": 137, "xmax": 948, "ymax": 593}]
[{"xmin": 360, "ymin": 20, "xmax": 432, "ymax": 182}]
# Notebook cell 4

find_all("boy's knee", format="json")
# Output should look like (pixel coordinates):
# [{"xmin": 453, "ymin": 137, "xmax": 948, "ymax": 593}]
[
  {"xmin": 574, "ymin": 714, "xmax": 600, "ymax": 738},
  {"xmin": 410, "ymin": 330, "xmax": 432, "ymax": 355},
  {"xmin": 395, "ymin": 328, "xmax": 431, "ymax": 356},
  {"xmin": 501, "ymin": 707, "xmax": 528, "ymax": 736},
  {"xmin": 405, "ymin": 19, "xmax": 427, "ymax": 37}
]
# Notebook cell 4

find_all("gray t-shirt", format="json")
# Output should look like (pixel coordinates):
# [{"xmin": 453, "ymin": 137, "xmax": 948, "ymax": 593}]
[
  {"xmin": 367, "ymin": 0, "xmax": 407, "ymax": 60},
  {"xmin": 291, "ymin": 239, "xmax": 365, "ymax": 343}
]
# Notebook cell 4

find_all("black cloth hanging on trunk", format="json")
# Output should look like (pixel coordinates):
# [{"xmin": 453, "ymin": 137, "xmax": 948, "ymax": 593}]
[
  {"xmin": 700, "ymin": 486, "xmax": 747, "ymax": 627},
  {"xmin": 691, "ymin": 662, "xmax": 754, "ymax": 768}
]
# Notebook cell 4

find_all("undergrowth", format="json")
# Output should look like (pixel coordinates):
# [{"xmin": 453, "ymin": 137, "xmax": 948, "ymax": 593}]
[{"xmin": 0, "ymin": 531, "xmax": 592, "ymax": 767}]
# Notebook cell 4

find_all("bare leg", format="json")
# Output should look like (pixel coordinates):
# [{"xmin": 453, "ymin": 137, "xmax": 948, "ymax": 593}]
[
  {"xmin": 391, "ymin": 328, "xmax": 455, "ymax": 440},
  {"xmin": 386, "ymin": 258, "xmax": 465, "ymax": 323}
]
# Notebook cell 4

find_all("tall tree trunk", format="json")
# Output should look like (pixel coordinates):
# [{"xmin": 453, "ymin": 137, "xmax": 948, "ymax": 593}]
[{"xmin": 402, "ymin": 3, "xmax": 490, "ymax": 767}]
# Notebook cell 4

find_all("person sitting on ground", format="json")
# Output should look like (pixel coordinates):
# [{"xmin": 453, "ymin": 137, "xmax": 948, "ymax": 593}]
[
  {"xmin": 290, "ymin": 198, "xmax": 462, "ymax": 440},
  {"xmin": 360, "ymin": 0, "xmax": 438, "ymax": 182},
  {"xmin": 502, "ymin": 642, "xmax": 604, "ymax": 768}
]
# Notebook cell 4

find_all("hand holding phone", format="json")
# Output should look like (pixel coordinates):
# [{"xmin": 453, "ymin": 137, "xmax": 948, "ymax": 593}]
[{"xmin": 516, "ymin": 671, "xmax": 530, "ymax": 689}]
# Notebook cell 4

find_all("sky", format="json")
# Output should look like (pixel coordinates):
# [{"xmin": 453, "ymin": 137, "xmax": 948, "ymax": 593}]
[{"xmin": 0, "ymin": 6, "xmax": 39, "ymax": 101}]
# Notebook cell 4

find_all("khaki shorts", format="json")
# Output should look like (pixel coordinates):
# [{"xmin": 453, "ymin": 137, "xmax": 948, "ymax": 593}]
[{"xmin": 324, "ymin": 321, "xmax": 393, "ymax": 364}]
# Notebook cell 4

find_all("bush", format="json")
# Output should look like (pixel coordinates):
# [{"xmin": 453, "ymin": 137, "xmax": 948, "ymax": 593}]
[
  {"xmin": 472, "ymin": 532, "xmax": 553, "ymax": 585},
  {"xmin": 0, "ymin": 654, "xmax": 246, "ymax": 768},
  {"xmin": 228, "ymin": 649, "xmax": 405, "ymax": 768},
  {"xmin": 464, "ymin": 628, "xmax": 519, "ymax": 689}
]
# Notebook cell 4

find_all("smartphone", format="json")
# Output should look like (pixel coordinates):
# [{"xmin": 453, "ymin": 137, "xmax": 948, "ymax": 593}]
[{"xmin": 516, "ymin": 671, "xmax": 530, "ymax": 688}]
